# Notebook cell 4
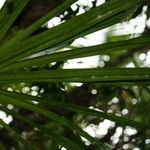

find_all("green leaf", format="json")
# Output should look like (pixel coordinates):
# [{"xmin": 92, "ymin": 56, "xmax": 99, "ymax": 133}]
[
  {"xmin": 0, "ymin": 118, "xmax": 31, "ymax": 149},
  {"xmin": 1, "ymin": 36, "xmax": 150, "ymax": 72},
  {"xmin": 0, "ymin": 0, "xmax": 149, "ymax": 149},
  {"xmin": 0, "ymin": 0, "xmax": 141, "ymax": 65},
  {"xmin": 0, "ymin": 106, "xmax": 85, "ymax": 150},
  {"xmin": 0, "ymin": 90, "xmax": 149, "ymax": 130},
  {"xmin": 0, "ymin": 68, "xmax": 149, "ymax": 84},
  {"xmin": 0, "ymin": 0, "xmax": 29, "ymax": 40},
  {"xmin": 0, "ymin": 93, "xmax": 108, "ymax": 149}
]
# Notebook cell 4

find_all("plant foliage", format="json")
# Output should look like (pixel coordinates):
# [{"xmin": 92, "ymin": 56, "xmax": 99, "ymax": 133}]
[{"xmin": 0, "ymin": 0, "xmax": 150, "ymax": 149}]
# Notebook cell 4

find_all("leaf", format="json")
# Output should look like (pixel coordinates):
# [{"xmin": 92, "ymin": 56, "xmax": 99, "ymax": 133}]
[
  {"xmin": 0, "ymin": 106, "xmax": 85, "ymax": 150},
  {"xmin": 0, "ymin": 0, "xmax": 29, "ymax": 40},
  {"xmin": 0, "ymin": 68, "xmax": 149, "ymax": 84},
  {"xmin": 0, "ymin": 0, "xmax": 149, "ymax": 149},
  {"xmin": 0, "ymin": 90, "xmax": 149, "ymax": 129},
  {"xmin": 0, "ymin": 0, "xmax": 141, "ymax": 65},
  {"xmin": 0, "ymin": 118, "xmax": 31, "ymax": 149},
  {"xmin": 1, "ymin": 35, "xmax": 150, "ymax": 71},
  {"xmin": 0, "ymin": 93, "xmax": 108, "ymax": 149}
]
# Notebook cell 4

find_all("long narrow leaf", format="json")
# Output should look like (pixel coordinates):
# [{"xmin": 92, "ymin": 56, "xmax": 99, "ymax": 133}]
[
  {"xmin": 13, "ymin": 0, "xmax": 78, "ymax": 41},
  {"xmin": 0, "ymin": 0, "xmax": 77, "ymax": 46},
  {"xmin": 0, "ymin": 119, "xmax": 31, "ymax": 149},
  {"xmin": 1, "ymin": 36, "xmax": 150, "ymax": 72},
  {"xmin": 0, "ymin": 0, "xmax": 141, "ymax": 64},
  {"xmin": 0, "ymin": 106, "xmax": 85, "ymax": 150},
  {"xmin": 0, "ymin": 10, "xmax": 128, "ymax": 70},
  {"xmin": 0, "ymin": 90, "xmax": 149, "ymax": 130},
  {"xmin": 0, "ymin": 68, "xmax": 149, "ymax": 84},
  {"xmin": 0, "ymin": 0, "xmax": 29, "ymax": 40},
  {"xmin": 0, "ymin": 94, "xmax": 108, "ymax": 149}
]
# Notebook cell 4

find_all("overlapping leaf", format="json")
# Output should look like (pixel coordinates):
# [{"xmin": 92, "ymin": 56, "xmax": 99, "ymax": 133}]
[{"xmin": 0, "ymin": 0, "xmax": 149, "ymax": 149}]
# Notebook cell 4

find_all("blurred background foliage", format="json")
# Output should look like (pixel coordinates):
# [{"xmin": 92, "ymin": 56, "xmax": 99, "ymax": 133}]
[{"xmin": 0, "ymin": 0, "xmax": 150, "ymax": 149}]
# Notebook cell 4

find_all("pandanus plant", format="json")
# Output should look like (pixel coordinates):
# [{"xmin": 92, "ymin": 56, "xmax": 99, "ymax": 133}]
[{"xmin": 0, "ymin": 0, "xmax": 150, "ymax": 149}]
